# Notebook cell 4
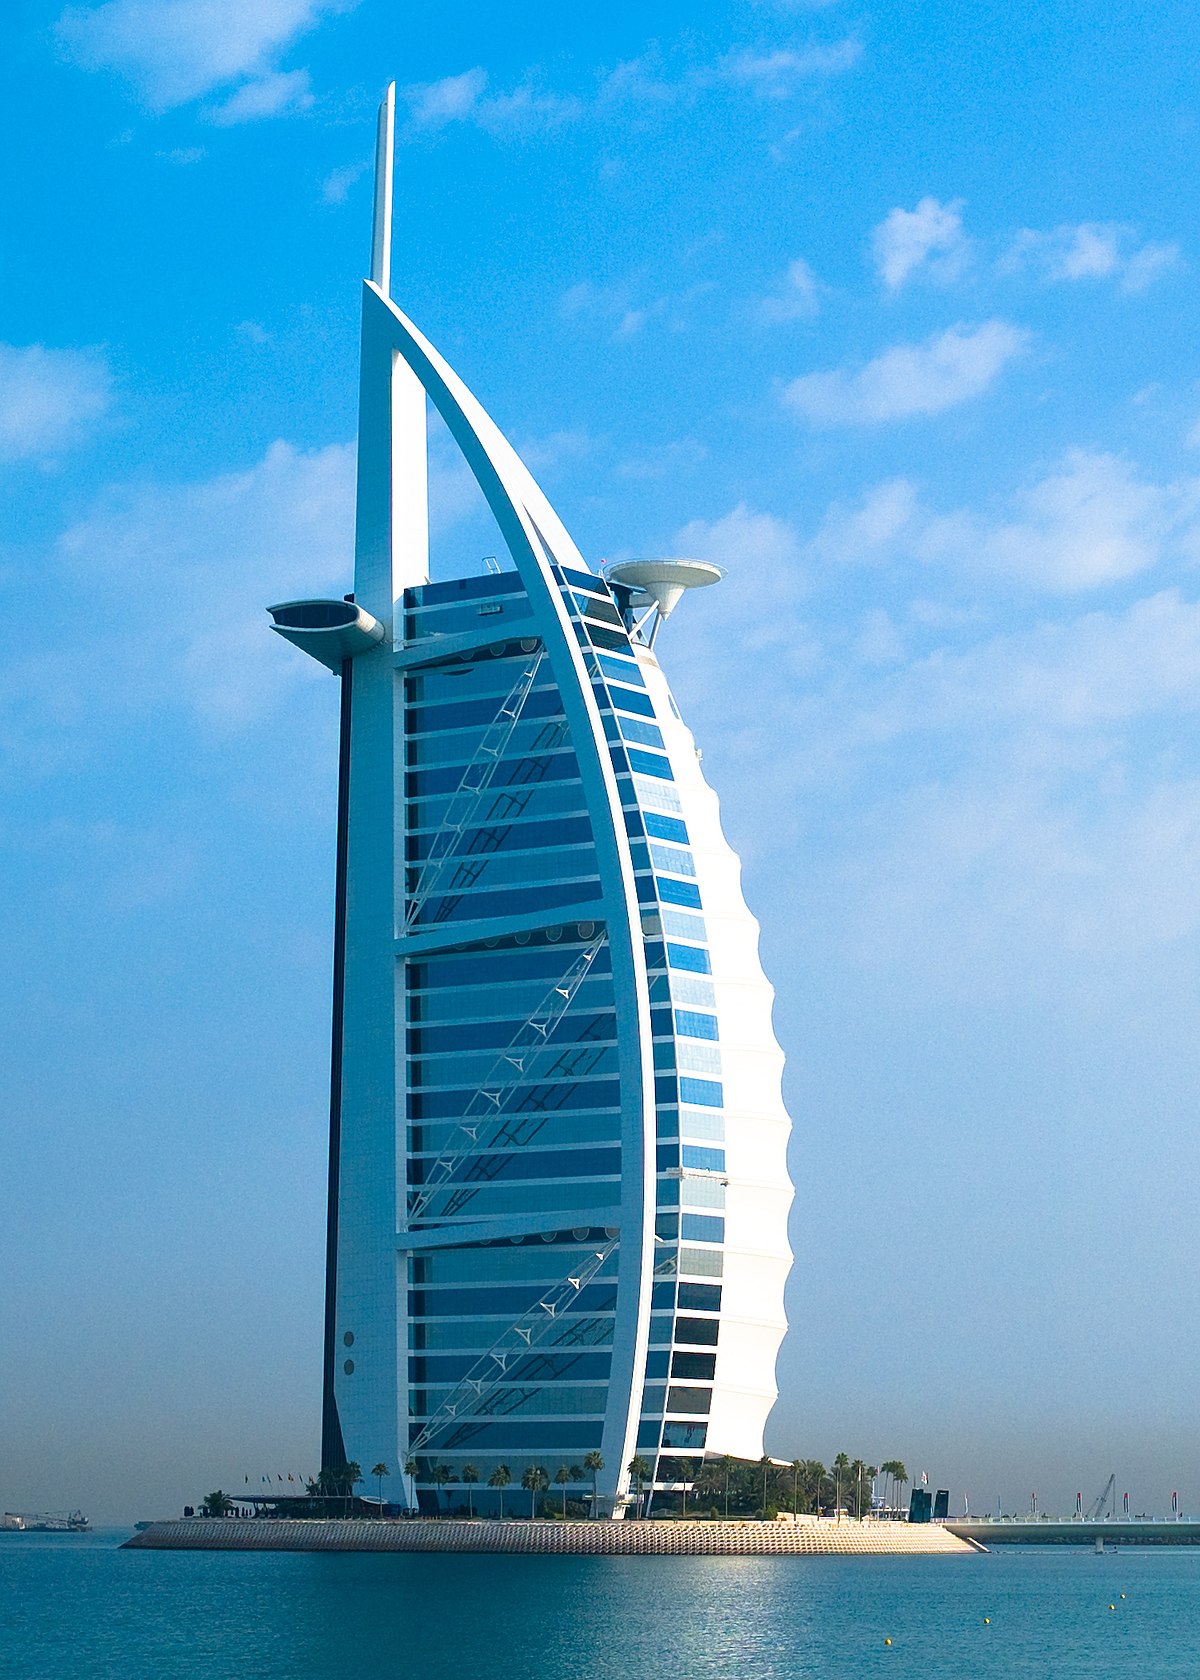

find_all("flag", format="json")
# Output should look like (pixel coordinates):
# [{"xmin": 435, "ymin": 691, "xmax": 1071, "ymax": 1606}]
[{"xmin": 921, "ymin": 1472, "xmax": 928, "ymax": 1485}]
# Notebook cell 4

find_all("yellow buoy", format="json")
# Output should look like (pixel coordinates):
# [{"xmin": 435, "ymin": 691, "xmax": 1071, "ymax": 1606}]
[
  {"xmin": 884, "ymin": 1637, "xmax": 892, "ymax": 1646},
  {"xmin": 1120, "ymin": 1594, "xmax": 1126, "ymax": 1600},
  {"xmin": 1109, "ymin": 1604, "xmax": 1115, "ymax": 1611},
  {"xmin": 983, "ymin": 1617, "xmax": 990, "ymax": 1624}
]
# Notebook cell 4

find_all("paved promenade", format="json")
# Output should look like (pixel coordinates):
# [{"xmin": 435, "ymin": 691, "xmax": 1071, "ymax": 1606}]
[{"xmin": 124, "ymin": 1517, "xmax": 980, "ymax": 1555}]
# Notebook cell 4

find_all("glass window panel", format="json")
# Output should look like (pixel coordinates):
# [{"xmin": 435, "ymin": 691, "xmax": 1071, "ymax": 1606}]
[
  {"xmin": 665, "ymin": 1386, "xmax": 712, "ymax": 1415},
  {"xmin": 678, "ymin": 1110, "xmax": 725, "ymax": 1142},
  {"xmin": 618, "ymin": 715, "xmax": 666, "ymax": 749},
  {"xmin": 649, "ymin": 843, "xmax": 695, "ymax": 877},
  {"xmin": 674, "ymin": 1316, "xmax": 719, "ymax": 1347},
  {"xmin": 670, "ymin": 1351, "xmax": 716, "ymax": 1381},
  {"xmin": 661, "ymin": 1422, "xmax": 707, "ymax": 1449},
  {"xmin": 657, "ymin": 876, "xmax": 702, "ymax": 909},
  {"xmin": 632, "ymin": 776, "xmax": 682, "ymax": 812},
  {"xmin": 411, "ymin": 881, "xmax": 603, "ymax": 930},
  {"xmin": 678, "ymin": 1247, "xmax": 724, "ymax": 1277},
  {"xmin": 606, "ymin": 683, "xmax": 655, "ymax": 718},
  {"xmin": 675, "ymin": 1009, "xmax": 718, "ymax": 1041},
  {"xmin": 669, "ymin": 974, "xmax": 716, "ymax": 1007},
  {"xmin": 680, "ymin": 1145, "xmax": 725, "ymax": 1173},
  {"xmin": 666, "ymin": 943, "xmax": 711, "ymax": 975},
  {"xmin": 626, "ymin": 747, "xmax": 674, "ymax": 780},
  {"xmin": 644, "ymin": 811, "xmax": 689, "ymax": 843},
  {"xmin": 680, "ymin": 1178, "xmax": 725, "ymax": 1211},
  {"xmin": 596, "ymin": 652, "xmax": 644, "ymax": 686},
  {"xmin": 676, "ymin": 1283, "xmax": 721, "ymax": 1312},
  {"xmin": 678, "ymin": 1076, "xmax": 723, "ymax": 1108},
  {"xmin": 677, "ymin": 1041, "xmax": 721, "ymax": 1075}
]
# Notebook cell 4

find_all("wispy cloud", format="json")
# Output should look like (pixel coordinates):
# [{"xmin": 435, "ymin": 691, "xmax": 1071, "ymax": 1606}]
[
  {"xmin": 561, "ymin": 278, "xmax": 715, "ymax": 342},
  {"xmin": 57, "ymin": 439, "xmax": 355, "ymax": 725},
  {"xmin": 807, "ymin": 450, "xmax": 1200, "ymax": 593},
  {"xmin": 600, "ymin": 35, "xmax": 861, "ymax": 107},
  {"xmin": 872, "ymin": 196, "xmax": 971, "ymax": 290},
  {"xmin": 208, "ymin": 66, "xmax": 312, "ymax": 124},
  {"xmin": 756, "ymin": 257, "xmax": 821, "ymax": 321},
  {"xmin": 783, "ymin": 320, "xmax": 1028, "ymax": 424},
  {"xmin": 321, "ymin": 158, "xmax": 370, "ymax": 204},
  {"xmin": 1002, "ymin": 222, "xmax": 1181, "ymax": 294},
  {"xmin": 402, "ymin": 67, "xmax": 581, "ymax": 136},
  {"xmin": 0, "ymin": 343, "xmax": 112, "ymax": 464},
  {"xmin": 720, "ymin": 38, "xmax": 861, "ymax": 97},
  {"xmin": 56, "ymin": 0, "xmax": 346, "ymax": 115}
]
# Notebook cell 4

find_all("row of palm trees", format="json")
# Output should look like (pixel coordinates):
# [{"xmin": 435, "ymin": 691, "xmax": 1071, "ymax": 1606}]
[
  {"xmin": 662, "ymin": 1455, "xmax": 911, "ymax": 1520},
  {"xmin": 398, "ymin": 1450, "xmax": 609, "ymax": 1517},
  {"xmin": 296, "ymin": 1452, "xmax": 912, "ymax": 1520}
]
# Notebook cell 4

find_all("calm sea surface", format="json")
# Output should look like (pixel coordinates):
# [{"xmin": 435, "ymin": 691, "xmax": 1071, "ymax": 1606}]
[{"xmin": 4, "ymin": 1529, "xmax": 1200, "ymax": 1678}]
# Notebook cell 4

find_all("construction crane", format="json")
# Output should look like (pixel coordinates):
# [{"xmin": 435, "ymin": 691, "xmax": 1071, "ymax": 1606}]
[{"xmin": 1085, "ymin": 1473, "xmax": 1116, "ymax": 1521}]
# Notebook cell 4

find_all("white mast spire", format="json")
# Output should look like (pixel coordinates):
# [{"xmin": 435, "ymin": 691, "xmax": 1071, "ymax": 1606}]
[{"xmin": 370, "ymin": 82, "xmax": 395, "ymax": 297}]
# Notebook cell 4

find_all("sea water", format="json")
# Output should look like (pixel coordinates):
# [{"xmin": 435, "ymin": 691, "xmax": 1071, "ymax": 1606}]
[{"xmin": 3, "ymin": 1529, "xmax": 1199, "ymax": 1678}]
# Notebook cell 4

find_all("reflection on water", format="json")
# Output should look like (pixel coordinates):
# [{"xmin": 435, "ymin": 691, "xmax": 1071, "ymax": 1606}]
[{"xmin": 2, "ymin": 1531, "xmax": 1198, "ymax": 1678}]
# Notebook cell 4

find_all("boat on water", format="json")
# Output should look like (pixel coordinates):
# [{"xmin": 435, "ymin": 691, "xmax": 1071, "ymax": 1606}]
[{"xmin": 2, "ymin": 1511, "xmax": 91, "ymax": 1533}]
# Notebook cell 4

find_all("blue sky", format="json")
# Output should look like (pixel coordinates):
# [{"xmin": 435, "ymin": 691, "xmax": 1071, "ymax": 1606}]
[{"xmin": 5, "ymin": 0, "xmax": 1200, "ymax": 1523}]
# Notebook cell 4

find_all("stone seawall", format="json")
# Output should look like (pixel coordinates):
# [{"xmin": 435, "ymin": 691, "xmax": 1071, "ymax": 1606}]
[{"xmin": 124, "ymin": 1518, "xmax": 980, "ymax": 1555}]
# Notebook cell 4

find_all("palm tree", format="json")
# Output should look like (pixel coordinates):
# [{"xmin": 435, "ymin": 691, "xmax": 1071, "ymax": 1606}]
[
  {"xmin": 371, "ymin": 1462, "xmax": 389, "ymax": 1516},
  {"xmin": 759, "ymin": 1455, "xmax": 773, "ymax": 1513},
  {"xmin": 432, "ymin": 1462, "xmax": 452, "ymax": 1512},
  {"xmin": 404, "ymin": 1456, "xmax": 419, "ymax": 1513},
  {"xmin": 809, "ymin": 1461, "xmax": 827, "ymax": 1515},
  {"xmin": 462, "ymin": 1463, "xmax": 479, "ymax": 1517},
  {"xmin": 833, "ymin": 1453, "xmax": 850, "ymax": 1520},
  {"xmin": 555, "ymin": 1465, "xmax": 572, "ymax": 1517},
  {"xmin": 584, "ymin": 1450, "xmax": 605, "ymax": 1519},
  {"xmin": 849, "ymin": 1460, "xmax": 866, "ymax": 1519},
  {"xmin": 522, "ymin": 1464, "xmax": 549, "ymax": 1518},
  {"xmin": 488, "ymin": 1464, "xmax": 511, "ymax": 1518},
  {"xmin": 201, "ymin": 1490, "xmax": 233, "ymax": 1517},
  {"xmin": 892, "ymin": 1462, "xmax": 910, "ymax": 1517},
  {"xmin": 790, "ymin": 1459, "xmax": 804, "ymax": 1514},
  {"xmin": 865, "ymin": 1467, "xmax": 878, "ymax": 1519},
  {"xmin": 721, "ymin": 1454, "xmax": 735, "ymax": 1519},
  {"xmin": 678, "ymin": 1459, "xmax": 695, "ymax": 1518},
  {"xmin": 627, "ymin": 1456, "xmax": 652, "ymax": 1518},
  {"xmin": 343, "ymin": 1461, "xmax": 363, "ymax": 1517}
]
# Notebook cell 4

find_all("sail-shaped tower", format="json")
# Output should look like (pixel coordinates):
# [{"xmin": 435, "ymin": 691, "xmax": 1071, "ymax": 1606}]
[{"xmin": 269, "ymin": 87, "xmax": 793, "ymax": 1517}]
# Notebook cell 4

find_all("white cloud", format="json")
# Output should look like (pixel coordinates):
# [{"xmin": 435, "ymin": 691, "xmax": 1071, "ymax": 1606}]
[
  {"xmin": 404, "ymin": 67, "xmax": 488, "ymax": 126},
  {"xmin": 0, "ymin": 343, "xmax": 112, "ymax": 464},
  {"xmin": 56, "ymin": 0, "xmax": 344, "ymax": 112},
  {"xmin": 757, "ymin": 257, "xmax": 821, "ymax": 321},
  {"xmin": 321, "ymin": 159, "xmax": 369, "ymax": 204},
  {"xmin": 208, "ymin": 66, "xmax": 312, "ymax": 124},
  {"xmin": 561, "ymin": 278, "xmax": 715, "ymax": 342},
  {"xmin": 872, "ymin": 196, "xmax": 971, "ymax": 290},
  {"xmin": 807, "ymin": 451, "xmax": 1200, "ymax": 594},
  {"xmin": 947, "ymin": 451, "xmax": 1199, "ymax": 592},
  {"xmin": 783, "ymin": 319, "xmax": 1027, "ymax": 424},
  {"xmin": 1003, "ymin": 222, "xmax": 1180, "ymax": 294},
  {"xmin": 402, "ymin": 67, "xmax": 580, "ymax": 135},
  {"xmin": 58, "ymin": 439, "xmax": 355, "ymax": 724},
  {"xmin": 720, "ymin": 38, "xmax": 862, "ymax": 97}
]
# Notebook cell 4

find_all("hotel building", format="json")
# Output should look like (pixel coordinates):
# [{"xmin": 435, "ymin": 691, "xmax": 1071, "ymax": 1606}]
[{"xmin": 269, "ymin": 88, "xmax": 793, "ymax": 1516}]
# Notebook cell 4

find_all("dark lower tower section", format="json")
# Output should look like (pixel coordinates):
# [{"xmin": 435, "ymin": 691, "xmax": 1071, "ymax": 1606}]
[{"xmin": 321, "ymin": 654, "xmax": 353, "ymax": 1472}]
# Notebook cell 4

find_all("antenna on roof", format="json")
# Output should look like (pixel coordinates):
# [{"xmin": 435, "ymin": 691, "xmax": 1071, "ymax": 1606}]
[{"xmin": 370, "ymin": 82, "xmax": 395, "ymax": 297}]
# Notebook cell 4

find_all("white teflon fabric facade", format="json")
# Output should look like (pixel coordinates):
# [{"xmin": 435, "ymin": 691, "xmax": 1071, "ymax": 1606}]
[{"xmin": 637, "ymin": 649, "xmax": 792, "ymax": 1461}]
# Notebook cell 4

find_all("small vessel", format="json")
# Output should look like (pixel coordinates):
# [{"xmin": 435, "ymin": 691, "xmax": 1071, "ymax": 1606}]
[{"xmin": 2, "ymin": 1511, "xmax": 91, "ymax": 1533}]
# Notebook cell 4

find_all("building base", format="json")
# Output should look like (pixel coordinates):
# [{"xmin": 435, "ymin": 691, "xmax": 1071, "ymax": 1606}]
[{"xmin": 123, "ymin": 1518, "xmax": 981, "ymax": 1555}]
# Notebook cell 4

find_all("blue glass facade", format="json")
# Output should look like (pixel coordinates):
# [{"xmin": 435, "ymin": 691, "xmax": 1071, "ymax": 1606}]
[{"xmin": 396, "ymin": 565, "xmax": 731, "ymax": 1510}]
